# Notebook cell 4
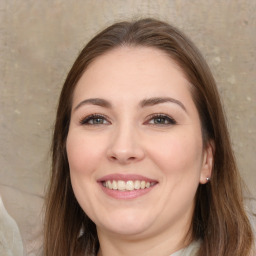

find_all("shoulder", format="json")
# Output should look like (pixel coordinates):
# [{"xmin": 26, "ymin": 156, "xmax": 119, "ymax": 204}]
[{"xmin": 0, "ymin": 196, "xmax": 24, "ymax": 256}]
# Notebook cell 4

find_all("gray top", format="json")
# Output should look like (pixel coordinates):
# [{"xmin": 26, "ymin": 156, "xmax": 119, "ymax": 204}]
[{"xmin": 170, "ymin": 240, "xmax": 200, "ymax": 256}]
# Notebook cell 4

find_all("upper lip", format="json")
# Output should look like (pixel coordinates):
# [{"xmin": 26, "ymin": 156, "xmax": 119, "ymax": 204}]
[{"xmin": 97, "ymin": 173, "xmax": 157, "ymax": 183}]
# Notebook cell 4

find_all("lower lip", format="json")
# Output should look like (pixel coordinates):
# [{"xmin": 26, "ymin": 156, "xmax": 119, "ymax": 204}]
[{"xmin": 99, "ymin": 183, "xmax": 156, "ymax": 199}]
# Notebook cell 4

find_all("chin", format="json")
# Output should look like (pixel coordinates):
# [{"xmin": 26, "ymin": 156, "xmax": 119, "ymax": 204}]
[
  {"xmin": 96, "ymin": 210, "xmax": 155, "ymax": 236},
  {"xmin": 101, "ymin": 222, "xmax": 151, "ymax": 237}
]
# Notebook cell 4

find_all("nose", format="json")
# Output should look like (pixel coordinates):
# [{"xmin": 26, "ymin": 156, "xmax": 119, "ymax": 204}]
[{"xmin": 106, "ymin": 124, "xmax": 145, "ymax": 164}]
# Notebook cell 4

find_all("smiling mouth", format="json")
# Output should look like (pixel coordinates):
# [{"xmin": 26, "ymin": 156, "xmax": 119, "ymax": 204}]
[
  {"xmin": 102, "ymin": 180, "xmax": 157, "ymax": 191},
  {"xmin": 98, "ymin": 174, "xmax": 158, "ymax": 199}
]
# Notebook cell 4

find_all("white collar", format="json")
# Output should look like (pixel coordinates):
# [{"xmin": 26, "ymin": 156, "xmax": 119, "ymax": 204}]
[{"xmin": 170, "ymin": 240, "xmax": 201, "ymax": 256}]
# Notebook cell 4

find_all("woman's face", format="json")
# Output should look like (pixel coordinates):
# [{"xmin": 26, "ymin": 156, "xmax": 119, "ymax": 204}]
[{"xmin": 66, "ymin": 46, "xmax": 212, "ymax": 239}]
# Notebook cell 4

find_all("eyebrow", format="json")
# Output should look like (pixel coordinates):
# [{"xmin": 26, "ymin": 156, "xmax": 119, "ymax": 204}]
[
  {"xmin": 74, "ymin": 98, "xmax": 112, "ymax": 111},
  {"xmin": 74, "ymin": 97, "xmax": 187, "ymax": 113},
  {"xmin": 140, "ymin": 97, "xmax": 187, "ymax": 112}
]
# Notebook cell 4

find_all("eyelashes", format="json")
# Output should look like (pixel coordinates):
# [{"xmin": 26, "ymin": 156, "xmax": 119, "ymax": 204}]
[
  {"xmin": 79, "ymin": 114, "xmax": 110, "ymax": 125},
  {"xmin": 146, "ymin": 114, "xmax": 177, "ymax": 125},
  {"xmin": 79, "ymin": 113, "xmax": 177, "ymax": 127}
]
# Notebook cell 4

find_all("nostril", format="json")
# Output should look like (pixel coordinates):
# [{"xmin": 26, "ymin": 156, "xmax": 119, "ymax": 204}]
[
  {"xmin": 110, "ymin": 156, "xmax": 117, "ymax": 161},
  {"xmin": 109, "ymin": 155, "xmax": 137, "ymax": 163}
]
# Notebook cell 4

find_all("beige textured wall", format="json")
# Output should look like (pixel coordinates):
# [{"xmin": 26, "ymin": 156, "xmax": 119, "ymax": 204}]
[{"xmin": 0, "ymin": 1, "xmax": 255, "ymax": 255}]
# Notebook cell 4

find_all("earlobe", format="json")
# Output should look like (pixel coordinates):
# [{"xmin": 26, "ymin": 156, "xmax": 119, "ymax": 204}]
[{"xmin": 200, "ymin": 141, "xmax": 214, "ymax": 184}]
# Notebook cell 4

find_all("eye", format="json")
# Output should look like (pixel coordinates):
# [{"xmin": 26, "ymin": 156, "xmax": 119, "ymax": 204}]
[
  {"xmin": 79, "ymin": 114, "xmax": 110, "ymax": 125},
  {"xmin": 146, "ymin": 114, "xmax": 177, "ymax": 125}
]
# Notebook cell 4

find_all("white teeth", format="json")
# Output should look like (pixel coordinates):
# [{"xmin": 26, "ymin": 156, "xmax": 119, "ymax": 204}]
[
  {"xmin": 107, "ymin": 180, "xmax": 112, "ymax": 189},
  {"xmin": 141, "ymin": 181, "xmax": 146, "ymax": 189},
  {"xmin": 117, "ymin": 180, "xmax": 126, "ymax": 190},
  {"xmin": 134, "ymin": 180, "xmax": 141, "ymax": 190},
  {"xmin": 126, "ymin": 180, "xmax": 134, "ymax": 190},
  {"xmin": 103, "ymin": 180, "xmax": 155, "ymax": 191},
  {"xmin": 112, "ymin": 180, "xmax": 118, "ymax": 190}
]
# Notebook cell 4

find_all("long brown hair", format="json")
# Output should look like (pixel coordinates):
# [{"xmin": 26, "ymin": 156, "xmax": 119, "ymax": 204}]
[{"xmin": 44, "ymin": 18, "xmax": 254, "ymax": 256}]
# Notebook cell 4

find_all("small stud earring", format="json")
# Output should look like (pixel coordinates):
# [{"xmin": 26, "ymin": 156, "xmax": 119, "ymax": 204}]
[{"xmin": 206, "ymin": 177, "xmax": 210, "ymax": 182}]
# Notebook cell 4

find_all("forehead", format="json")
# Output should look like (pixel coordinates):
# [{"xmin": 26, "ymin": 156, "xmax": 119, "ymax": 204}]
[
  {"xmin": 84, "ymin": 46, "xmax": 187, "ymax": 81},
  {"xmin": 74, "ymin": 46, "xmax": 191, "ymax": 98}
]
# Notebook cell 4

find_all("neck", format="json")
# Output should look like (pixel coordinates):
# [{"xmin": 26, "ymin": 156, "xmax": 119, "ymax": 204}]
[{"xmin": 96, "ymin": 224, "xmax": 192, "ymax": 256}]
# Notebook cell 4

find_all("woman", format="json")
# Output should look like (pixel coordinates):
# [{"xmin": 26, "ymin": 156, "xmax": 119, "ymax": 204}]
[{"xmin": 44, "ymin": 18, "xmax": 254, "ymax": 256}]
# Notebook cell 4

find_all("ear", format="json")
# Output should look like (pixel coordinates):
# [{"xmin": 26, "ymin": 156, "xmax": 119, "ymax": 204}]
[{"xmin": 199, "ymin": 140, "xmax": 214, "ymax": 184}]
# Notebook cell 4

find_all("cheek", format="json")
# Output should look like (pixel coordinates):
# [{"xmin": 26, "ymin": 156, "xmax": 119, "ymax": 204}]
[
  {"xmin": 66, "ymin": 132, "xmax": 105, "ymax": 219},
  {"xmin": 147, "ymin": 131, "xmax": 203, "ymax": 178},
  {"xmin": 142, "ymin": 131, "xmax": 203, "ymax": 227},
  {"xmin": 66, "ymin": 132, "xmax": 105, "ymax": 176}
]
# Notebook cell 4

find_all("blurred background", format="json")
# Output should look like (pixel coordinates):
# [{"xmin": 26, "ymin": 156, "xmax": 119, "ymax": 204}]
[{"xmin": 0, "ymin": 1, "xmax": 255, "ymax": 255}]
